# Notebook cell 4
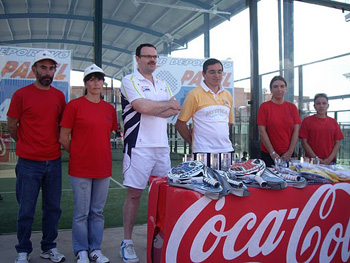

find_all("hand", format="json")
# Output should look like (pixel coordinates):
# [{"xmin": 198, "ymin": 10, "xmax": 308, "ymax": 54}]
[
  {"xmin": 167, "ymin": 108, "xmax": 181, "ymax": 116},
  {"xmin": 169, "ymin": 96, "xmax": 181, "ymax": 111},
  {"xmin": 271, "ymin": 152, "xmax": 280, "ymax": 161},
  {"xmin": 281, "ymin": 151, "xmax": 292, "ymax": 160},
  {"xmin": 320, "ymin": 158, "xmax": 331, "ymax": 165}
]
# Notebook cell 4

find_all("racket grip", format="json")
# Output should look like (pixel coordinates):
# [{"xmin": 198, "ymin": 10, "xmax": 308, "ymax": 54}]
[
  {"xmin": 254, "ymin": 175, "xmax": 267, "ymax": 188},
  {"xmin": 281, "ymin": 174, "xmax": 301, "ymax": 181},
  {"xmin": 226, "ymin": 178, "xmax": 243, "ymax": 188},
  {"xmin": 203, "ymin": 177, "xmax": 220, "ymax": 188}
]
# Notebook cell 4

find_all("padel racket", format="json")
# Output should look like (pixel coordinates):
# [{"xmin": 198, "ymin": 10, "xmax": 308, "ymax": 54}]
[{"xmin": 168, "ymin": 161, "xmax": 223, "ymax": 199}]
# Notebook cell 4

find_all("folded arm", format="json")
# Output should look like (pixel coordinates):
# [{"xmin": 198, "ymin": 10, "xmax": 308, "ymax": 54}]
[{"xmin": 131, "ymin": 96, "xmax": 181, "ymax": 118}]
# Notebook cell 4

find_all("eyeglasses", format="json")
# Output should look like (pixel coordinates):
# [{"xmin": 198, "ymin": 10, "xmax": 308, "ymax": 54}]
[{"xmin": 139, "ymin": 55, "xmax": 159, "ymax": 59}]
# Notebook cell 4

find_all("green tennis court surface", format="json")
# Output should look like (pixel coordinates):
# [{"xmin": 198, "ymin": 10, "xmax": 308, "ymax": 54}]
[{"xmin": 0, "ymin": 151, "xmax": 183, "ymax": 234}]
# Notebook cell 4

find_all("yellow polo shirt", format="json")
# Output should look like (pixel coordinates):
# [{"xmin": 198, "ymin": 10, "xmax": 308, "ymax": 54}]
[{"xmin": 177, "ymin": 81, "xmax": 234, "ymax": 153}]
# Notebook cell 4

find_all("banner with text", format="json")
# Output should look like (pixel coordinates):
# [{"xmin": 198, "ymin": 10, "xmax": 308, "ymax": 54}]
[
  {"xmin": 148, "ymin": 178, "xmax": 350, "ymax": 263},
  {"xmin": 0, "ymin": 46, "xmax": 71, "ymax": 121}
]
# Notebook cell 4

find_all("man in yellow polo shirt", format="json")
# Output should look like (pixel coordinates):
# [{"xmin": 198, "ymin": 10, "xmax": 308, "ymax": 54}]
[{"xmin": 175, "ymin": 58, "xmax": 234, "ymax": 159}]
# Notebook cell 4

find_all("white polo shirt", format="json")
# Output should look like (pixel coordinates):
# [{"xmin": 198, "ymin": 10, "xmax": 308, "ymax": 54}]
[
  {"xmin": 177, "ymin": 81, "xmax": 234, "ymax": 153},
  {"xmin": 121, "ymin": 70, "xmax": 172, "ymax": 152}
]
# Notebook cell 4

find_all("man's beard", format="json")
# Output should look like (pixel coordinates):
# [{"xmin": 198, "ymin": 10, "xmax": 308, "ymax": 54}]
[{"xmin": 37, "ymin": 75, "xmax": 53, "ymax": 86}]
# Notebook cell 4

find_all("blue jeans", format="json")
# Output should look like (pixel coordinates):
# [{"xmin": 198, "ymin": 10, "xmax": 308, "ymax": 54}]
[
  {"xmin": 69, "ymin": 176, "xmax": 110, "ymax": 255},
  {"xmin": 15, "ymin": 157, "xmax": 62, "ymax": 254}
]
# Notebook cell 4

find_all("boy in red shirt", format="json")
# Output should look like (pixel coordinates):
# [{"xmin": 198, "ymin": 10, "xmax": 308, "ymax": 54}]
[{"xmin": 299, "ymin": 93, "xmax": 344, "ymax": 164}]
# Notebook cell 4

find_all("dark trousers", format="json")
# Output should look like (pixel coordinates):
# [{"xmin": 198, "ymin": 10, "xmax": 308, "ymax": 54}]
[{"xmin": 15, "ymin": 157, "xmax": 62, "ymax": 253}]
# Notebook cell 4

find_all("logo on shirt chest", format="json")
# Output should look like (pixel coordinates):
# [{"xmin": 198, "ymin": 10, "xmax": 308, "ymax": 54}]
[
  {"xmin": 106, "ymin": 116, "xmax": 112, "ymax": 124},
  {"xmin": 141, "ymin": 86, "xmax": 151, "ymax": 92},
  {"xmin": 206, "ymin": 108, "xmax": 228, "ymax": 118}
]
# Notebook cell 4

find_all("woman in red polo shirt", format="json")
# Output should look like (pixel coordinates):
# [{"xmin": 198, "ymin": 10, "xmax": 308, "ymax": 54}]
[
  {"xmin": 257, "ymin": 76, "xmax": 301, "ymax": 167},
  {"xmin": 59, "ymin": 64, "xmax": 118, "ymax": 263}
]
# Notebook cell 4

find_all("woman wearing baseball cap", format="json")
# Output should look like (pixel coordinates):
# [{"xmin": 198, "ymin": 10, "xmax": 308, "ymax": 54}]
[{"xmin": 59, "ymin": 64, "xmax": 118, "ymax": 263}]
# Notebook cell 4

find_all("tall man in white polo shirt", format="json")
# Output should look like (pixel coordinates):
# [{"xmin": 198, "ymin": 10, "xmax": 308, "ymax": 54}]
[
  {"xmin": 119, "ymin": 43, "xmax": 181, "ymax": 263},
  {"xmin": 175, "ymin": 58, "xmax": 234, "ymax": 160}
]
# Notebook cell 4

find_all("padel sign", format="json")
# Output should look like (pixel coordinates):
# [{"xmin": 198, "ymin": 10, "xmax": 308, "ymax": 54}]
[{"xmin": 0, "ymin": 46, "xmax": 71, "ymax": 121}]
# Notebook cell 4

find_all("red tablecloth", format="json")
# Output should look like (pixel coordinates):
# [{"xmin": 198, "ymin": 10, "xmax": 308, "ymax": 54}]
[{"xmin": 147, "ymin": 176, "xmax": 350, "ymax": 263}]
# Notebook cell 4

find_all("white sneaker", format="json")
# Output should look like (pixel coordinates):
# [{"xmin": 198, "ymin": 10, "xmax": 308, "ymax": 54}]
[
  {"xmin": 15, "ymin": 253, "xmax": 30, "ymax": 263},
  {"xmin": 76, "ymin": 251, "xmax": 90, "ymax": 263},
  {"xmin": 40, "ymin": 248, "xmax": 65, "ymax": 262},
  {"xmin": 89, "ymin": 250, "xmax": 109, "ymax": 263},
  {"xmin": 120, "ymin": 240, "xmax": 139, "ymax": 263}
]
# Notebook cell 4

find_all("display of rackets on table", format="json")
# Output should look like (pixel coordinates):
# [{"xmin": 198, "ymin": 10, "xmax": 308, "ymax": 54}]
[
  {"xmin": 168, "ymin": 161, "xmax": 223, "ymax": 200},
  {"xmin": 168, "ymin": 160, "xmax": 219, "ymax": 186}
]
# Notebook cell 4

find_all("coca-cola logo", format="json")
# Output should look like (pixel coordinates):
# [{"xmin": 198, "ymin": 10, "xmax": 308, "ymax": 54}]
[{"xmin": 165, "ymin": 183, "xmax": 350, "ymax": 263}]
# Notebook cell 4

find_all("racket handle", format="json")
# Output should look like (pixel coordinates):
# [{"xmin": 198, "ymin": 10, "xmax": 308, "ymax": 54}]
[
  {"xmin": 226, "ymin": 178, "xmax": 243, "ymax": 188},
  {"xmin": 254, "ymin": 175, "xmax": 267, "ymax": 188},
  {"xmin": 203, "ymin": 177, "xmax": 220, "ymax": 188},
  {"xmin": 171, "ymin": 177, "xmax": 204, "ymax": 184},
  {"xmin": 281, "ymin": 174, "xmax": 300, "ymax": 181}
]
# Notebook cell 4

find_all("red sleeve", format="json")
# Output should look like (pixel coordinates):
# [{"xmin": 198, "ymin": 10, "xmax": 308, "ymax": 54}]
[
  {"xmin": 60, "ymin": 101, "xmax": 76, "ymax": 129},
  {"xmin": 257, "ymin": 102, "xmax": 267, "ymax": 126},
  {"xmin": 7, "ymin": 90, "xmax": 22, "ymax": 119},
  {"xmin": 111, "ymin": 107, "xmax": 118, "ymax": 131},
  {"xmin": 58, "ymin": 93, "xmax": 66, "ymax": 123},
  {"xmin": 299, "ymin": 117, "xmax": 309, "ymax": 139},
  {"xmin": 333, "ymin": 119, "xmax": 344, "ymax": 141},
  {"xmin": 292, "ymin": 104, "xmax": 302, "ymax": 124}
]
